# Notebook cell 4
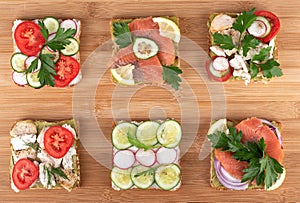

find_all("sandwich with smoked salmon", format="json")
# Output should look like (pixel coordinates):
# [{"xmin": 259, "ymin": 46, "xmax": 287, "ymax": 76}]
[
  {"xmin": 109, "ymin": 16, "xmax": 182, "ymax": 90},
  {"xmin": 10, "ymin": 119, "xmax": 80, "ymax": 192},
  {"xmin": 207, "ymin": 117, "xmax": 285, "ymax": 190},
  {"xmin": 207, "ymin": 8, "xmax": 283, "ymax": 85}
]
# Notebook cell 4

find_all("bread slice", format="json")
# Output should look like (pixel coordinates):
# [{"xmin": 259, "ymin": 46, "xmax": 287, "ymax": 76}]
[
  {"xmin": 109, "ymin": 16, "xmax": 180, "ymax": 84},
  {"xmin": 11, "ymin": 19, "xmax": 82, "ymax": 87},
  {"xmin": 10, "ymin": 119, "xmax": 80, "ymax": 192},
  {"xmin": 209, "ymin": 118, "xmax": 285, "ymax": 190},
  {"xmin": 207, "ymin": 12, "xmax": 279, "ymax": 83},
  {"xmin": 111, "ymin": 120, "xmax": 182, "ymax": 191}
]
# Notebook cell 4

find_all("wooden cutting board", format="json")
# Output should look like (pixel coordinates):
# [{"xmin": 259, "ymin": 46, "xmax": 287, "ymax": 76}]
[{"xmin": 0, "ymin": 0, "xmax": 299, "ymax": 202}]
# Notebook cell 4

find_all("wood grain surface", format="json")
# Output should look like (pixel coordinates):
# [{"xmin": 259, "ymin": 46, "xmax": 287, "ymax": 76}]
[{"xmin": 0, "ymin": 0, "xmax": 300, "ymax": 202}]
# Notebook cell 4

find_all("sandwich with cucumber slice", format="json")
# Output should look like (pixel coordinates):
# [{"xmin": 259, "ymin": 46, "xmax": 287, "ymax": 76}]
[
  {"xmin": 11, "ymin": 17, "xmax": 82, "ymax": 88},
  {"xmin": 110, "ymin": 16, "xmax": 182, "ymax": 90},
  {"xmin": 111, "ymin": 119, "xmax": 182, "ymax": 191},
  {"xmin": 207, "ymin": 117, "xmax": 285, "ymax": 191},
  {"xmin": 10, "ymin": 119, "xmax": 80, "ymax": 192},
  {"xmin": 207, "ymin": 8, "xmax": 282, "ymax": 85}
]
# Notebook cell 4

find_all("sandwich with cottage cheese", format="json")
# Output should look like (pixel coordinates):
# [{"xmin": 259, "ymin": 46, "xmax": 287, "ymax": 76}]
[
  {"xmin": 10, "ymin": 119, "xmax": 80, "ymax": 192},
  {"xmin": 11, "ymin": 17, "xmax": 82, "ymax": 88},
  {"xmin": 207, "ymin": 8, "xmax": 283, "ymax": 85}
]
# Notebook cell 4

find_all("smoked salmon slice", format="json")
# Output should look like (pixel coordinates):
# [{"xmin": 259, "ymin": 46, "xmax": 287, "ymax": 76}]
[
  {"xmin": 137, "ymin": 56, "xmax": 163, "ymax": 84},
  {"xmin": 112, "ymin": 44, "xmax": 137, "ymax": 67},
  {"xmin": 216, "ymin": 117, "xmax": 283, "ymax": 180},
  {"xmin": 236, "ymin": 117, "xmax": 283, "ymax": 163},
  {"xmin": 215, "ymin": 149, "xmax": 248, "ymax": 180},
  {"xmin": 128, "ymin": 16, "xmax": 160, "ymax": 37},
  {"xmin": 128, "ymin": 17, "xmax": 176, "ymax": 66}
]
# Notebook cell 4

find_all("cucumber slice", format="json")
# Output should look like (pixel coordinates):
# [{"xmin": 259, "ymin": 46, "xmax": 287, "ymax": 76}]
[
  {"xmin": 111, "ymin": 167, "xmax": 133, "ymax": 190},
  {"xmin": 11, "ymin": 53, "xmax": 27, "ymax": 73},
  {"xmin": 112, "ymin": 122, "xmax": 137, "ymax": 150},
  {"xmin": 136, "ymin": 121, "xmax": 159, "ymax": 146},
  {"xmin": 26, "ymin": 71, "xmax": 44, "ymax": 89},
  {"xmin": 43, "ymin": 17, "xmax": 60, "ymax": 34},
  {"xmin": 256, "ymin": 16, "xmax": 271, "ymax": 38},
  {"xmin": 155, "ymin": 164, "xmax": 181, "ymax": 190},
  {"xmin": 61, "ymin": 38, "xmax": 79, "ymax": 56},
  {"xmin": 157, "ymin": 120, "xmax": 182, "ymax": 148},
  {"xmin": 41, "ymin": 46, "xmax": 60, "ymax": 63},
  {"xmin": 130, "ymin": 165, "xmax": 154, "ymax": 189},
  {"xmin": 133, "ymin": 37, "xmax": 159, "ymax": 60}
]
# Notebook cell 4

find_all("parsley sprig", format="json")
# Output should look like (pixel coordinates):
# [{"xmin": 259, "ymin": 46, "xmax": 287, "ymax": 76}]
[
  {"xmin": 25, "ymin": 20, "xmax": 76, "ymax": 87},
  {"xmin": 249, "ymin": 47, "xmax": 283, "ymax": 78},
  {"xmin": 208, "ymin": 127, "xmax": 283, "ymax": 189},
  {"xmin": 112, "ymin": 22, "xmax": 132, "ymax": 48},
  {"xmin": 162, "ymin": 66, "xmax": 182, "ymax": 90}
]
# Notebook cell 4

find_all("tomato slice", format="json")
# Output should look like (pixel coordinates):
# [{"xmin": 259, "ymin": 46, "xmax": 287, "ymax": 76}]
[
  {"xmin": 254, "ymin": 10, "xmax": 280, "ymax": 43},
  {"xmin": 12, "ymin": 158, "xmax": 39, "ymax": 190},
  {"xmin": 44, "ymin": 126, "xmax": 74, "ymax": 158},
  {"xmin": 206, "ymin": 59, "xmax": 233, "ymax": 82},
  {"xmin": 14, "ymin": 21, "xmax": 45, "ymax": 56},
  {"xmin": 54, "ymin": 55, "xmax": 80, "ymax": 87}
]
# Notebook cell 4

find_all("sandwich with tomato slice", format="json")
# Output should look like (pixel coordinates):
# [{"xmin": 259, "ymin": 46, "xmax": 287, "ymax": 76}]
[
  {"xmin": 10, "ymin": 119, "xmax": 80, "ymax": 192},
  {"xmin": 207, "ymin": 8, "xmax": 283, "ymax": 85},
  {"xmin": 207, "ymin": 117, "xmax": 285, "ymax": 190},
  {"xmin": 11, "ymin": 17, "xmax": 82, "ymax": 88}
]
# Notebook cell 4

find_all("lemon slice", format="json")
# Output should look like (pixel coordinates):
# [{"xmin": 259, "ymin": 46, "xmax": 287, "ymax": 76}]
[
  {"xmin": 153, "ymin": 17, "xmax": 180, "ymax": 43},
  {"xmin": 208, "ymin": 118, "xmax": 228, "ymax": 135},
  {"xmin": 111, "ymin": 64, "xmax": 135, "ymax": 86}
]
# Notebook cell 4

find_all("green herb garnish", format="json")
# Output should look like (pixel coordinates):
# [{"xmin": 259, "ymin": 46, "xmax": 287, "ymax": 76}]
[
  {"xmin": 51, "ymin": 167, "xmax": 69, "ymax": 181},
  {"xmin": 249, "ymin": 47, "xmax": 283, "ymax": 79},
  {"xmin": 213, "ymin": 33, "xmax": 235, "ymax": 50},
  {"xmin": 113, "ymin": 22, "xmax": 132, "ymax": 48},
  {"xmin": 24, "ymin": 141, "xmax": 40, "ymax": 152},
  {"xmin": 45, "ymin": 27, "xmax": 76, "ymax": 51},
  {"xmin": 162, "ymin": 66, "xmax": 182, "ymax": 90},
  {"xmin": 208, "ymin": 127, "xmax": 283, "ymax": 189},
  {"xmin": 134, "ymin": 166, "xmax": 158, "ymax": 178},
  {"xmin": 127, "ymin": 131, "xmax": 158, "ymax": 151}
]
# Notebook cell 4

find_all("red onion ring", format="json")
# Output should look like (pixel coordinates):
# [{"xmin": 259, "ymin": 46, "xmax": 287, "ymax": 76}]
[
  {"xmin": 214, "ymin": 158, "xmax": 249, "ymax": 190},
  {"xmin": 258, "ymin": 118, "xmax": 283, "ymax": 148}
]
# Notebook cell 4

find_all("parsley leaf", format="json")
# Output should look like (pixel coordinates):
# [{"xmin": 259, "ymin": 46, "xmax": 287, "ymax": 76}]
[
  {"xmin": 45, "ymin": 28, "xmax": 76, "ymax": 51},
  {"xmin": 252, "ymin": 47, "xmax": 272, "ymax": 62},
  {"xmin": 38, "ymin": 21, "xmax": 49, "ymax": 40},
  {"xmin": 208, "ymin": 127, "xmax": 284, "ymax": 189},
  {"xmin": 250, "ymin": 47, "xmax": 283, "ymax": 79},
  {"xmin": 127, "ymin": 131, "xmax": 158, "ymax": 151},
  {"xmin": 232, "ymin": 8, "xmax": 257, "ymax": 34},
  {"xmin": 213, "ymin": 33, "xmax": 235, "ymax": 50},
  {"xmin": 162, "ymin": 66, "xmax": 182, "ymax": 90},
  {"xmin": 26, "ymin": 57, "xmax": 39, "ymax": 73},
  {"xmin": 113, "ymin": 22, "xmax": 132, "ymax": 48},
  {"xmin": 242, "ymin": 35, "xmax": 261, "ymax": 56},
  {"xmin": 249, "ymin": 63, "xmax": 259, "ymax": 78},
  {"xmin": 38, "ymin": 54, "xmax": 56, "ymax": 87}
]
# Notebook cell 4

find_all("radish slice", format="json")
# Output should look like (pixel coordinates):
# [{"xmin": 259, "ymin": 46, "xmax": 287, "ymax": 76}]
[
  {"xmin": 12, "ymin": 71, "xmax": 27, "ymax": 86},
  {"xmin": 156, "ymin": 148, "xmax": 177, "ymax": 164},
  {"xmin": 60, "ymin": 19, "xmax": 77, "ymax": 35},
  {"xmin": 135, "ymin": 149, "xmax": 156, "ymax": 167},
  {"xmin": 113, "ymin": 150, "xmax": 135, "ymax": 169},
  {"xmin": 25, "ymin": 56, "xmax": 41, "ymax": 72},
  {"xmin": 248, "ymin": 20, "xmax": 267, "ymax": 38},
  {"xmin": 212, "ymin": 57, "xmax": 229, "ymax": 71},
  {"xmin": 47, "ymin": 33, "xmax": 56, "ymax": 41}
]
